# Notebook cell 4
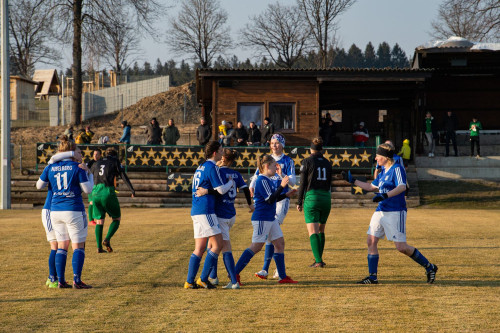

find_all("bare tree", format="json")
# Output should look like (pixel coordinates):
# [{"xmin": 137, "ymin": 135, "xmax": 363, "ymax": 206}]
[
  {"xmin": 431, "ymin": 0, "xmax": 500, "ymax": 42},
  {"xmin": 167, "ymin": 0, "xmax": 232, "ymax": 69},
  {"xmin": 53, "ymin": 0, "xmax": 164, "ymax": 125},
  {"xmin": 240, "ymin": 3, "xmax": 311, "ymax": 69},
  {"xmin": 9, "ymin": 0, "xmax": 61, "ymax": 77},
  {"xmin": 297, "ymin": 0, "xmax": 356, "ymax": 68}
]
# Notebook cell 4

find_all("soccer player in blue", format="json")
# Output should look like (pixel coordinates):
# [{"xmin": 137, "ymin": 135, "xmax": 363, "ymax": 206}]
[
  {"xmin": 249, "ymin": 133, "xmax": 296, "ymax": 280},
  {"xmin": 39, "ymin": 150, "xmax": 76, "ymax": 288},
  {"xmin": 196, "ymin": 148, "xmax": 254, "ymax": 289},
  {"xmin": 234, "ymin": 154, "xmax": 298, "ymax": 285},
  {"xmin": 37, "ymin": 136, "xmax": 94, "ymax": 289},
  {"xmin": 342, "ymin": 143, "xmax": 438, "ymax": 284},
  {"xmin": 185, "ymin": 141, "xmax": 235, "ymax": 289}
]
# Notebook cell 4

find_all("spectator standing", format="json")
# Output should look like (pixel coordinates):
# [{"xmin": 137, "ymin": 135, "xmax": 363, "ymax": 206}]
[
  {"xmin": 235, "ymin": 122, "xmax": 249, "ymax": 146},
  {"xmin": 423, "ymin": 112, "xmax": 437, "ymax": 157},
  {"xmin": 469, "ymin": 116, "xmax": 482, "ymax": 157},
  {"xmin": 119, "ymin": 121, "xmax": 131, "ymax": 144},
  {"xmin": 146, "ymin": 117, "xmax": 162, "ymax": 145},
  {"xmin": 196, "ymin": 117, "xmax": 211, "ymax": 146},
  {"xmin": 85, "ymin": 126, "xmax": 95, "ymax": 142},
  {"xmin": 75, "ymin": 128, "xmax": 91, "ymax": 144},
  {"xmin": 247, "ymin": 122, "xmax": 261, "ymax": 146},
  {"xmin": 218, "ymin": 120, "xmax": 227, "ymax": 145},
  {"xmin": 442, "ymin": 111, "xmax": 458, "ymax": 156},
  {"xmin": 261, "ymin": 117, "xmax": 275, "ymax": 146},
  {"xmin": 353, "ymin": 122, "xmax": 369, "ymax": 147},
  {"xmin": 162, "ymin": 119, "xmax": 181, "ymax": 145},
  {"xmin": 397, "ymin": 139, "xmax": 411, "ymax": 169},
  {"xmin": 221, "ymin": 121, "xmax": 235, "ymax": 146}
]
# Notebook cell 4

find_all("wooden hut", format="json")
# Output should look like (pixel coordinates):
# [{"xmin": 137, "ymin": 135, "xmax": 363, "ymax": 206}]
[
  {"xmin": 33, "ymin": 69, "xmax": 61, "ymax": 100},
  {"xmin": 0, "ymin": 75, "xmax": 38, "ymax": 121}
]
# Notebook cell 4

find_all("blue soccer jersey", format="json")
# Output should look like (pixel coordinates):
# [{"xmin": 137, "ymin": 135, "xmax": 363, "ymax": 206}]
[
  {"xmin": 43, "ymin": 184, "xmax": 53, "ymax": 210},
  {"xmin": 372, "ymin": 163, "xmax": 407, "ymax": 212},
  {"xmin": 215, "ymin": 167, "xmax": 247, "ymax": 219},
  {"xmin": 191, "ymin": 160, "xmax": 224, "ymax": 216},
  {"xmin": 39, "ymin": 160, "xmax": 89, "ymax": 212},
  {"xmin": 251, "ymin": 153, "xmax": 295, "ymax": 193},
  {"xmin": 252, "ymin": 175, "xmax": 278, "ymax": 221}
]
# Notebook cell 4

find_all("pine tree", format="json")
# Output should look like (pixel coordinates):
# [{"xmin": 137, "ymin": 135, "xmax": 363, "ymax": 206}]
[
  {"xmin": 332, "ymin": 48, "xmax": 347, "ymax": 67},
  {"xmin": 346, "ymin": 44, "xmax": 364, "ymax": 68},
  {"xmin": 376, "ymin": 42, "xmax": 391, "ymax": 68},
  {"xmin": 390, "ymin": 43, "xmax": 410, "ymax": 68},
  {"xmin": 364, "ymin": 42, "xmax": 376, "ymax": 68},
  {"xmin": 155, "ymin": 58, "xmax": 163, "ymax": 75}
]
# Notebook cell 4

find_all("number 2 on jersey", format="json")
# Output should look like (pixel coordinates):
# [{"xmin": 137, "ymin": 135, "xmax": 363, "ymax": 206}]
[{"xmin": 317, "ymin": 167, "xmax": 327, "ymax": 181}]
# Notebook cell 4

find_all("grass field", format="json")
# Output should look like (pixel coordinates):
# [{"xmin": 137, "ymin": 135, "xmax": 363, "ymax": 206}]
[{"xmin": 1, "ymin": 208, "xmax": 499, "ymax": 332}]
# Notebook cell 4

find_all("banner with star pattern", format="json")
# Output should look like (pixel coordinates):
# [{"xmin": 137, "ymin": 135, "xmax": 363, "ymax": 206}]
[
  {"xmin": 166, "ymin": 173, "xmax": 254, "ymax": 192},
  {"xmin": 36, "ymin": 143, "xmax": 120, "ymax": 168}
]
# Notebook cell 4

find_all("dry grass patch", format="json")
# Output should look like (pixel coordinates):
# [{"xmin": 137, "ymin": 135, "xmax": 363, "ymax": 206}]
[{"xmin": 0, "ymin": 208, "xmax": 499, "ymax": 332}]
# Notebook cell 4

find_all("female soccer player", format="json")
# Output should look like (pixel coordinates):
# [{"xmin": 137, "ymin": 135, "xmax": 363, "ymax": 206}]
[
  {"xmin": 250, "ymin": 133, "xmax": 296, "ymax": 280},
  {"xmin": 234, "ymin": 154, "xmax": 298, "ymax": 285},
  {"xmin": 37, "ymin": 136, "xmax": 94, "ymax": 289},
  {"xmin": 342, "ymin": 143, "xmax": 438, "ymax": 284},
  {"xmin": 296, "ymin": 137, "xmax": 332, "ymax": 268},
  {"xmin": 196, "ymin": 149, "xmax": 254, "ymax": 289},
  {"xmin": 185, "ymin": 141, "xmax": 235, "ymax": 289},
  {"xmin": 86, "ymin": 149, "xmax": 101, "ymax": 226}
]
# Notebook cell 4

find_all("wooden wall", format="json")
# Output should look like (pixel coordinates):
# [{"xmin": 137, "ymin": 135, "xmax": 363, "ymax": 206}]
[{"xmin": 213, "ymin": 80, "xmax": 318, "ymax": 145}]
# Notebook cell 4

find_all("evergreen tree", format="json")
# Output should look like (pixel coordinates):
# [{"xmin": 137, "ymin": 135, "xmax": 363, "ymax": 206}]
[
  {"xmin": 364, "ymin": 42, "xmax": 376, "ymax": 68},
  {"xmin": 155, "ymin": 58, "xmax": 163, "ymax": 74},
  {"xmin": 132, "ymin": 62, "xmax": 140, "ymax": 75},
  {"xmin": 346, "ymin": 44, "xmax": 363, "ymax": 68},
  {"xmin": 390, "ymin": 43, "xmax": 410, "ymax": 68},
  {"xmin": 332, "ymin": 48, "xmax": 347, "ymax": 67},
  {"xmin": 376, "ymin": 42, "xmax": 391, "ymax": 68},
  {"xmin": 143, "ymin": 61, "xmax": 154, "ymax": 75}
]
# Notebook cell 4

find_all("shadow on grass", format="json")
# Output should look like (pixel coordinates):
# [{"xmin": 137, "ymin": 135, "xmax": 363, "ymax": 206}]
[{"xmin": 418, "ymin": 180, "xmax": 500, "ymax": 208}]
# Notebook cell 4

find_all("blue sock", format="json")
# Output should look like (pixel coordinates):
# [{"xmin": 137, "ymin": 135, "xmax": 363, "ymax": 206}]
[
  {"xmin": 223, "ymin": 252, "xmax": 237, "ymax": 284},
  {"xmin": 235, "ymin": 248, "xmax": 255, "ymax": 274},
  {"xmin": 262, "ymin": 243, "xmax": 274, "ymax": 272},
  {"xmin": 209, "ymin": 255, "xmax": 218, "ymax": 279},
  {"xmin": 48, "ymin": 249, "xmax": 57, "ymax": 282},
  {"xmin": 368, "ymin": 254, "xmax": 379, "ymax": 279},
  {"xmin": 72, "ymin": 248, "xmax": 85, "ymax": 284},
  {"xmin": 273, "ymin": 252, "xmax": 286, "ymax": 279},
  {"xmin": 186, "ymin": 254, "xmax": 201, "ymax": 284},
  {"xmin": 200, "ymin": 250, "xmax": 218, "ymax": 282},
  {"xmin": 55, "ymin": 249, "xmax": 68, "ymax": 284},
  {"xmin": 410, "ymin": 248, "xmax": 432, "ymax": 271}
]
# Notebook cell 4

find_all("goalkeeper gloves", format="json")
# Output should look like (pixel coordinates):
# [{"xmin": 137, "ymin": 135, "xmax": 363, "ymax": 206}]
[{"xmin": 372, "ymin": 193, "xmax": 388, "ymax": 202}]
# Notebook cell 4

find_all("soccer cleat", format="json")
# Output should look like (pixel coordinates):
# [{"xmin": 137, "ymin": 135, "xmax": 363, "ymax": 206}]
[
  {"xmin": 102, "ymin": 239, "xmax": 113, "ymax": 253},
  {"xmin": 357, "ymin": 276, "xmax": 378, "ymax": 284},
  {"xmin": 73, "ymin": 281, "xmax": 92, "ymax": 289},
  {"xmin": 278, "ymin": 276, "xmax": 298, "ymax": 284},
  {"xmin": 255, "ymin": 270, "xmax": 268, "ymax": 280},
  {"xmin": 45, "ymin": 278, "xmax": 52, "ymax": 286},
  {"xmin": 47, "ymin": 280, "xmax": 58, "ymax": 288},
  {"xmin": 236, "ymin": 274, "xmax": 244, "ymax": 286},
  {"xmin": 183, "ymin": 281, "xmax": 199, "ymax": 289},
  {"xmin": 222, "ymin": 282, "xmax": 240, "ymax": 289},
  {"xmin": 208, "ymin": 277, "xmax": 219, "ymax": 285},
  {"xmin": 58, "ymin": 281, "xmax": 72, "ymax": 289},
  {"xmin": 196, "ymin": 277, "xmax": 216, "ymax": 289},
  {"xmin": 426, "ymin": 264, "xmax": 438, "ymax": 284},
  {"xmin": 311, "ymin": 262, "xmax": 326, "ymax": 268},
  {"xmin": 97, "ymin": 248, "xmax": 107, "ymax": 253},
  {"xmin": 272, "ymin": 269, "xmax": 280, "ymax": 279}
]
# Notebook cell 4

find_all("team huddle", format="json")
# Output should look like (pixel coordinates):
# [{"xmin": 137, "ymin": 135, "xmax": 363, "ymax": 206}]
[{"xmin": 37, "ymin": 133, "xmax": 438, "ymax": 290}]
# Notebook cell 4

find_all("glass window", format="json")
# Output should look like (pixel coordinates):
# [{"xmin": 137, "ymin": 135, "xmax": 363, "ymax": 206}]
[
  {"xmin": 270, "ymin": 103, "xmax": 295, "ymax": 131},
  {"xmin": 237, "ymin": 103, "xmax": 263, "ymax": 128}
]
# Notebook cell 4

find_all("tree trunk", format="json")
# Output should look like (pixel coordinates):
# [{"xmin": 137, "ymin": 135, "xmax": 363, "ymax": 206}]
[{"xmin": 71, "ymin": 0, "xmax": 83, "ymax": 125}]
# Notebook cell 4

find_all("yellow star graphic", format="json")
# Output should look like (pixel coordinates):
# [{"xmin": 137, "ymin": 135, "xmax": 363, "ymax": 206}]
[
  {"xmin": 351, "ymin": 155, "xmax": 361, "ymax": 167},
  {"xmin": 165, "ymin": 156, "xmax": 176, "ymax": 166},
  {"xmin": 45, "ymin": 146, "xmax": 55, "ymax": 157},
  {"xmin": 340, "ymin": 150, "xmax": 352, "ymax": 162},
  {"xmin": 159, "ymin": 148, "xmax": 169, "ymax": 159},
  {"xmin": 38, "ymin": 154, "xmax": 48, "ymax": 164},
  {"xmin": 190, "ymin": 156, "xmax": 203, "ymax": 166},
  {"xmin": 360, "ymin": 150, "xmax": 372, "ymax": 163},
  {"xmin": 127, "ymin": 155, "xmax": 138, "ymax": 165},
  {"xmin": 353, "ymin": 186, "xmax": 364, "ymax": 194},
  {"xmin": 293, "ymin": 154, "xmax": 302, "ymax": 166},
  {"xmin": 168, "ymin": 183, "xmax": 178, "ymax": 191},
  {"xmin": 184, "ymin": 149, "xmax": 195, "ymax": 159},
  {"xmin": 146, "ymin": 148, "xmax": 157, "ymax": 158},
  {"xmin": 139, "ymin": 156, "xmax": 150, "ymax": 166},
  {"xmin": 240, "ymin": 149, "xmax": 252, "ymax": 160},
  {"xmin": 174, "ymin": 175, "xmax": 184, "ymax": 185},
  {"xmin": 331, "ymin": 155, "xmax": 341, "ymax": 167},
  {"xmin": 255, "ymin": 149, "xmax": 263, "ymax": 157},
  {"xmin": 134, "ymin": 148, "xmax": 144, "ymax": 157},
  {"xmin": 235, "ymin": 157, "xmax": 245, "ymax": 167},
  {"xmin": 181, "ymin": 183, "xmax": 191, "ymax": 192},
  {"xmin": 81, "ymin": 146, "xmax": 93, "ymax": 157},
  {"xmin": 153, "ymin": 156, "xmax": 163, "ymax": 166},
  {"xmin": 171, "ymin": 148, "xmax": 182, "ymax": 159},
  {"xmin": 322, "ymin": 149, "xmax": 332, "ymax": 161},
  {"xmin": 178, "ymin": 157, "xmax": 188, "ymax": 166},
  {"xmin": 301, "ymin": 151, "xmax": 311, "ymax": 160}
]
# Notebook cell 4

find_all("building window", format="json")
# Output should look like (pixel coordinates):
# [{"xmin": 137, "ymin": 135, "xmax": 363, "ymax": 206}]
[
  {"xmin": 270, "ymin": 102, "xmax": 295, "ymax": 131},
  {"xmin": 237, "ymin": 103, "xmax": 263, "ymax": 128}
]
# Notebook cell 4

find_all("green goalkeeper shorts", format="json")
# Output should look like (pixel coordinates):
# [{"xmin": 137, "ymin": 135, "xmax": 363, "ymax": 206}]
[
  {"xmin": 91, "ymin": 183, "xmax": 121, "ymax": 220},
  {"xmin": 303, "ymin": 190, "xmax": 331, "ymax": 224}
]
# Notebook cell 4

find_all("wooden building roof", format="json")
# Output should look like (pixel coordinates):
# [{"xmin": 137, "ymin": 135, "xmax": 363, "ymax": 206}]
[{"xmin": 33, "ymin": 69, "xmax": 61, "ymax": 96}]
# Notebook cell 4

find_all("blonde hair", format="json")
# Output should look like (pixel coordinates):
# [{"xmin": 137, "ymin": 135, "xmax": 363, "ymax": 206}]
[
  {"xmin": 58, "ymin": 135, "xmax": 76, "ymax": 152},
  {"xmin": 257, "ymin": 154, "xmax": 275, "ymax": 173}
]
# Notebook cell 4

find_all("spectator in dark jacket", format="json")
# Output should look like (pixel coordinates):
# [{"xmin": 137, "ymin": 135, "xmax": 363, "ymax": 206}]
[
  {"xmin": 162, "ymin": 119, "xmax": 180, "ymax": 145},
  {"xmin": 119, "ymin": 121, "xmax": 131, "ymax": 144},
  {"xmin": 442, "ymin": 111, "xmax": 458, "ymax": 156},
  {"xmin": 146, "ymin": 117, "xmax": 162, "ymax": 145},
  {"xmin": 234, "ymin": 122, "xmax": 249, "ymax": 146},
  {"xmin": 196, "ymin": 117, "xmax": 211, "ymax": 146},
  {"xmin": 247, "ymin": 122, "xmax": 261, "ymax": 146},
  {"xmin": 261, "ymin": 117, "xmax": 275, "ymax": 146}
]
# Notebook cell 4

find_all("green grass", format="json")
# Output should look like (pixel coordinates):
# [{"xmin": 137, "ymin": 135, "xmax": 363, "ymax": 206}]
[
  {"xmin": 418, "ymin": 179, "xmax": 500, "ymax": 209},
  {"xmin": 0, "ymin": 208, "xmax": 499, "ymax": 332}
]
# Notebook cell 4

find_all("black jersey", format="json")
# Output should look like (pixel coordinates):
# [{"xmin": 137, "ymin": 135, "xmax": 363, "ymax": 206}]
[
  {"xmin": 297, "ymin": 152, "xmax": 332, "ymax": 206},
  {"xmin": 90, "ymin": 157, "xmax": 135, "ymax": 195}
]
